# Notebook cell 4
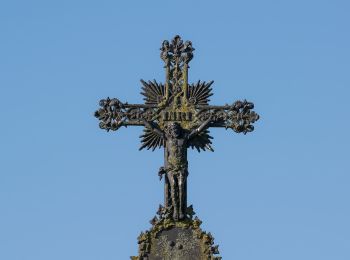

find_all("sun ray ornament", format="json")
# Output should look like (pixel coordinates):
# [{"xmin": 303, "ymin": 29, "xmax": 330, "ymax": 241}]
[{"xmin": 94, "ymin": 35, "xmax": 259, "ymax": 259}]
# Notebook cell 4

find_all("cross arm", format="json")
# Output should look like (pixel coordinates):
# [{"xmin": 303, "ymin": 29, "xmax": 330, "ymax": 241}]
[
  {"xmin": 196, "ymin": 100, "xmax": 260, "ymax": 134},
  {"xmin": 94, "ymin": 97, "xmax": 158, "ymax": 131}
]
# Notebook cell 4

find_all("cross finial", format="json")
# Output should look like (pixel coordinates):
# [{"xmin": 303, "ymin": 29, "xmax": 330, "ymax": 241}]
[{"xmin": 160, "ymin": 35, "xmax": 194, "ymax": 103}]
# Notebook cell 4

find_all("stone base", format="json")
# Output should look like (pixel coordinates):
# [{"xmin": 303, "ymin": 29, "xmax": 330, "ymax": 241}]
[
  {"xmin": 148, "ymin": 226, "xmax": 201, "ymax": 259},
  {"xmin": 131, "ymin": 205, "xmax": 221, "ymax": 260}
]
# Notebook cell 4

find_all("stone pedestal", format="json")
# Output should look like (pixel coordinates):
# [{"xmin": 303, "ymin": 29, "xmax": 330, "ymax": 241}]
[{"xmin": 131, "ymin": 206, "xmax": 221, "ymax": 260}]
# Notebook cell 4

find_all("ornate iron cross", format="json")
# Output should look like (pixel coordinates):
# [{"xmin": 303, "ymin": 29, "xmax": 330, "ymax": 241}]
[{"xmin": 94, "ymin": 35, "xmax": 259, "ymax": 221}]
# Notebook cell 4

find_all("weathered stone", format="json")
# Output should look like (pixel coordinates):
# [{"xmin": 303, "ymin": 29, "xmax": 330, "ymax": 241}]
[
  {"xmin": 149, "ymin": 227, "xmax": 201, "ymax": 260},
  {"xmin": 131, "ymin": 205, "xmax": 221, "ymax": 260}
]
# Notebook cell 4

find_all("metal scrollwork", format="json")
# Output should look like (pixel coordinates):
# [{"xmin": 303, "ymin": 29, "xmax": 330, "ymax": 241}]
[
  {"xmin": 94, "ymin": 97, "xmax": 125, "ymax": 131},
  {"xmin": 197, "ymin": 100, "xmax": 260, "ymax": 134}
]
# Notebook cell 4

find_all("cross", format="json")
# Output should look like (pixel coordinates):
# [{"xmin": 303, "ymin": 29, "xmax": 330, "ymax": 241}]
[{"xmin": 94, "ymin": 35, "xmax": 259, "ymax": 221}]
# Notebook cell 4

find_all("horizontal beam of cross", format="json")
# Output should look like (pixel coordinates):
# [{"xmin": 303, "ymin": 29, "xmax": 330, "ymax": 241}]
[{"xmin": 95, "ymin": 97, "xmax": 259, "ymax": 134}]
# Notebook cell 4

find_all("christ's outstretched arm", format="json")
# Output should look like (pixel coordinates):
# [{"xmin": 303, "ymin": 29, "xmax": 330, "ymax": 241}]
[
  {"xmin": 188, "ymin": 118, "xmax": 212, "ymax": 139},
  {"xmin": 142, "ymin": 119, "xmax": 164, "ymax": 137}
]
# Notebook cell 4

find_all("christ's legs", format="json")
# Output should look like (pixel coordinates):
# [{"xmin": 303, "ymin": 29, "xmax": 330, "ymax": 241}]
[
  {"xmin": 178, "ymin": 171, "xmax": 186, "ymax": 220},
  {"xmin": 167, "ymin": 171, "xmax": 179, "ymax": 220},
  {"xmin": 164, "ymin": 175, "xmax": 171, "ymax": 208}
]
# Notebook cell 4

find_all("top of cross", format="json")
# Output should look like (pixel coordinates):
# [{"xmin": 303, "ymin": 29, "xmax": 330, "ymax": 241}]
[{"xmin": 94, "ymin": 35, "xmax": 259, "ymax": 152}]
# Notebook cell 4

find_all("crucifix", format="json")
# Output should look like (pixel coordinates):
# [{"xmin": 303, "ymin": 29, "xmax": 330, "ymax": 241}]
[{"xmin": 94, "ymin": 35, "xmax": 259, "ymax": 222}]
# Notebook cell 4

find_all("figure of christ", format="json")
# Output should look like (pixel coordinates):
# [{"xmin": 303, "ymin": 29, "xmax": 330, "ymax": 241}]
[{"xmin": 143, "ymin": 119, "xmax": 212, "ymax": 220}]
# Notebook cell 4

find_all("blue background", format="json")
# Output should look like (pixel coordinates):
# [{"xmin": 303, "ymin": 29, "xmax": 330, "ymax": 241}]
[{"xmin": 1, "ymin": 0, "xmax": 349, "ymax": 259}]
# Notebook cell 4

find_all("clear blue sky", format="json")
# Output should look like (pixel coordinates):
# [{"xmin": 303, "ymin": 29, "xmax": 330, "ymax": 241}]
[{"xmin": 1, "ymin": 0, "xmax": 349, "ymax": 259}]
